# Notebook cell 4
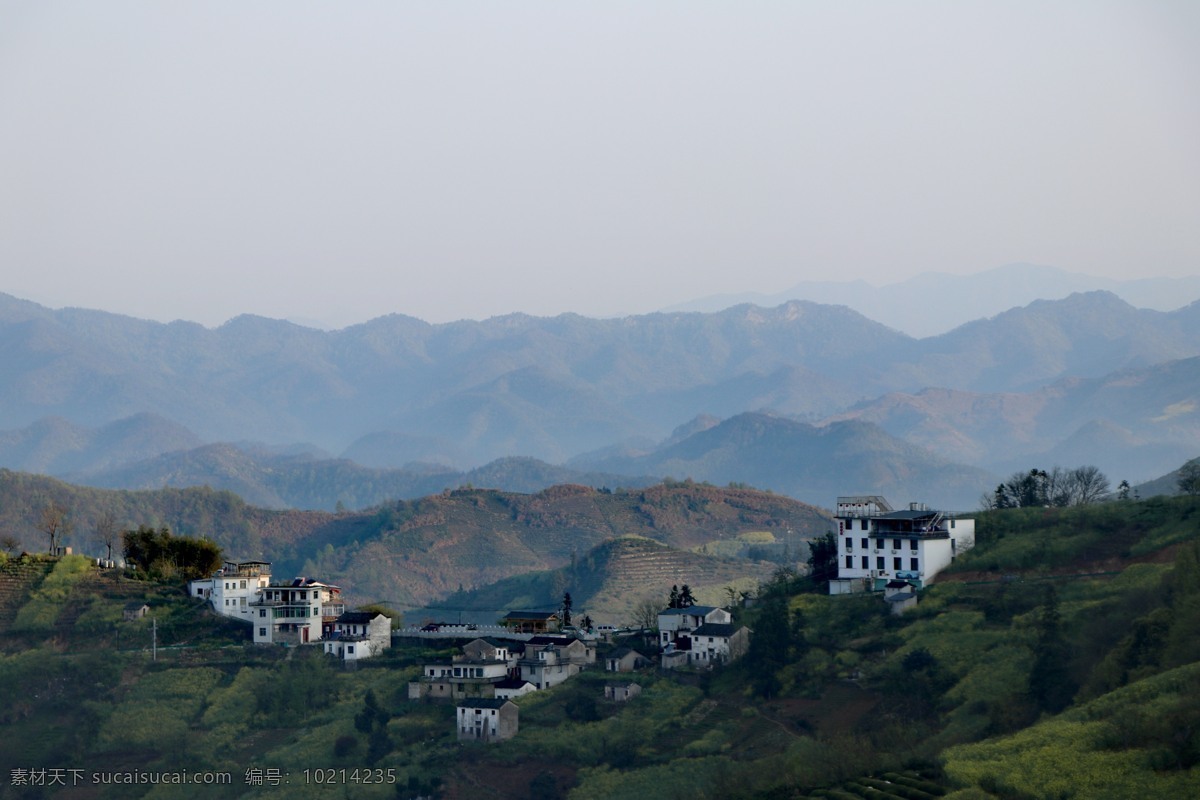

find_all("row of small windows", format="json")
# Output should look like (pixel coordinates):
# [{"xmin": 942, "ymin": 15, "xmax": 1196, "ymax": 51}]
[
  {"xmin": 844, "ymin": 537, "xmax": 918, "ymax": 551},
  {"xmin": 845, "ymin": 555, "xmax": 919, "ymax": 572}
]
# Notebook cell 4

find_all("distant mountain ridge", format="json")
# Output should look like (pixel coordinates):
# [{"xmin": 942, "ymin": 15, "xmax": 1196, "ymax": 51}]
[
  {"xmin": 3, "ymin": 287, "xmax": 1200, "ymax": 502},
  {"xmin": 665, "ymin": 263, "xmax": 1200, "ymax": 338},
  {"xmin": 572, "ymin": 412, "xmax": 994, "ymax": 510},
  {"xmin": 830, "ymin": 355, "xmax": 1200, "ymax": 484}
]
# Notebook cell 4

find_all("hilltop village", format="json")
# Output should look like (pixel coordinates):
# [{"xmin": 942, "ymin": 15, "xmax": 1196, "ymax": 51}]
[
  {"xmin": 176, "ymin": 494, "xmax": 973, "ymax": 742},
  {"xmin": 187, "ymin": 557, "xmax": 759, "ymax": 741}
]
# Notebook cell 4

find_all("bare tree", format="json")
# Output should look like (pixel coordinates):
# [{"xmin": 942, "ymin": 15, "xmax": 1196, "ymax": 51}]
[
  {"xmin": 1046, "ymin": 466, "xmax": 1075, "ymax": 507},
  {"xmin": 630, "ymin": 597, "xmax": 661, "ymax": 632},
  {"xmin": 1071, "ymin": 465, "xmax": 1110, "ymax": 505},
  {"xmin": 1178, "ymin": 460, "xmax": 1200, "ymax": 496},
  {"xmin": 95, "ymin": 511, "xmax": 118, "ymax": 562},
  {"xmin": 0, "ymin": 534, "xmax": 21, "ymax": 556},
  {"xmin": 40, "ymin": 501, "xmax": 72, "ymax": 555}
]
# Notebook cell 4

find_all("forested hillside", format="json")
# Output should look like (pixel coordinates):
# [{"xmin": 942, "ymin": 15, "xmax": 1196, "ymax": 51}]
[{"xmin": 0, "ymin": 471, "xmax": 830, "ymax": 612}]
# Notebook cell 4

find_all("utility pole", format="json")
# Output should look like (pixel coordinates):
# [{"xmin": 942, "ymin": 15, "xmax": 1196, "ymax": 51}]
[{"xmin": 152, "ymin": 617, "xmax": 157, "ymax": 662}]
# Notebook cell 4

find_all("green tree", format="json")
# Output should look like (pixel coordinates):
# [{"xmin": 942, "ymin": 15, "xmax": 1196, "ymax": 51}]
[
  {"xmin": 746, "ymin": 595, "xmax": 792, "ymax": 698},
  {"xmin": 1028, "ymin": 586, "xmax": 1075, "ymax": 712},
  {"xmin": 806, "ymin": 531, "xmax": 838, "ymax": 590},
  {"xmin": 1000, "ymin": 469, "xmax": 1050, "ymax": 508},
  {"xmin": 355, "ymin": 689, "xmax": 387, "ymax": 734},
  {"xmin": 679, "ymin": 584, "xmax": 695, "ymax": 608},
  {"xmin": 366, "ymin": 724, "xmax": 392, "ymax": 764},
  {"xmin": 122, "ymin": 525, "xmax": 222, "ymax": 581}
]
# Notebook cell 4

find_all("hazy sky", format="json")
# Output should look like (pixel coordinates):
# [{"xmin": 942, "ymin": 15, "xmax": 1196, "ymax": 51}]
[{"xmin": 1, "ymin": 1, "xmax": 1198, "ymax": 328}]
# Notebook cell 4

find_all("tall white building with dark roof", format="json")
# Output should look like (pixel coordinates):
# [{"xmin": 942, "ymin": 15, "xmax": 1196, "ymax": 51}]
[{"xmin": 829, "ymin": 496, "xmax": 975, "ymax": 594}]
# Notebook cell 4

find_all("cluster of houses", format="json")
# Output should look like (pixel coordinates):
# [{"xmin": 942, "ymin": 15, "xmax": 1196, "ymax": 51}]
[
  {"xmin": 417, "ymin": 604, "xmax": 753, "ymax": 742},
  {"xmin": 188, "ymin": 560, "xmax": 392, "ymax": 662},
  {"xmin": 179, "ymin": 494, "xmax": 970, "ymax": 743}
]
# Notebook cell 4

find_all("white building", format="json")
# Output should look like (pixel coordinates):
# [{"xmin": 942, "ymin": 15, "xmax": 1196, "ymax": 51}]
[
  {"xmin": 657, "ymin": 606, "xmax": 732, "ymax": 647},
  {"xmin": 189, "ymin": 560, "xmax": 272, "ymax": 625},
  {"xmin": 409, "ymin": 658, "xmax": 512, "ymax": 700},
  {"xmin": 517, "ymin": 636, "xmax": 595, "ymax": 690},
  {"xmin": 456, "ymin": 698, "xmax": 518, "ymax": 742},
  {"xmin": 829, "ymin": 496, "xmax": 975, "ymax": 595},
  {"xmin": 323, "ymin": 611, "xmax": 392, "ymax": 661},
  {"xmin": 250, "ymin": 578, "xmax": 344, "ymax": 645}
]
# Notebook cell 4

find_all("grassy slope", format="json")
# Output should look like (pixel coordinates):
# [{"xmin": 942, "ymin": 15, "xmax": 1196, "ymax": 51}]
[{"xmin": 424, "ymin": 534, "xmax": 780, "ymax": 625}]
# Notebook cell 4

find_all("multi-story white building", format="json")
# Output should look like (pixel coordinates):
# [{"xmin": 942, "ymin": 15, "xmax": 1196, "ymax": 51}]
[
  {"xmin": 518, "ymin": 636, "xmax": 595, "ymax": 690},
  {"xmin": 250, "ymin": 578, "xmax": 345, "ymax": 645},
  {"xmin": 189, "ymin": 560, "xmax": 272, "ymax": 625},
  {"xmin": 829, "ymin": 495, "xmax": 975, "ymax": 595}
]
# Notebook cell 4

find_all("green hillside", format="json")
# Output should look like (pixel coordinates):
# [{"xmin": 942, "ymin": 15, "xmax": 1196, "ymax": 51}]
[
  {"xmin": 0, "ymin": 471, "xmax": 831, "ymax": 612},
  {"xmin": 1, "ymin": 495, "xmax": 1198, "ymax": 799}
]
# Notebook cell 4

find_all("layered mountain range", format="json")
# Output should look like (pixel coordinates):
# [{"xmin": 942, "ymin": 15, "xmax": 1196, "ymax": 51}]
[{"xmin": 2, "ymin": 280, "xmax": 1199, "ymax": 511}]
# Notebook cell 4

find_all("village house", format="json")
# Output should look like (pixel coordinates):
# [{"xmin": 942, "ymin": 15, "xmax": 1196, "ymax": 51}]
[
  {"xmin": 604, "ymin": 647, "xmax": 649, "ymax": 672},
  {"xmin": 501, "ymin": 609, "xmax": 562, "ymax": 634},
  {"xmin": 122, "ymin": 602, "xmax": 150, "ymax": 621},
  {"xmin": 657, "ymin": 605, "xmax": 733, "ymax": 648},
  {"xmin": 883, "ymin": 579, "xmax": 919, "ymax": 615},
  {"xmin": 461, "ymin": 637, "xmax": 514, "ymax": 665},
  {"xmin": 189, "ymin": 560, "xmax": 272, "ymax": 625},
  {"xmin": 829, "ymin": 496, "xmax": 976, "ymax": 595},
  {"xmin": 409, "ymin": 656, "xmax": 512, "ymax": 700},
  {"xmin": 323, "ymin": 611, "xmax": 392, "ymax": 661},
  {"xmin": 518, "ymin": 635, "xmax": 595, "ymax": 690},
  {"xmin": 251, "ymin": 577, "xmax": 345, "ymax": 645},
  {"xmin": 492, "ymin": 678, "xmax": 537, "ymax": 701},
  {"xmin": 683, "ymin": 622, "xmax": 750, "ymax": 665},
  {"xmin": 409, "ymin": 638, "xmax": 521, "ymax": 700},
  {"xmin": 456, "ymin": 698, "xmax": 519, "ymax": 742},
  {"xmin": 604, "ymin": 681, "xmax": 642, "ymax": 702}
]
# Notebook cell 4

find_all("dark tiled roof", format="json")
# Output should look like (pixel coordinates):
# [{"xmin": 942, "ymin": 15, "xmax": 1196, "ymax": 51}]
[
  {"xmin": 689, "ymin": 623, "xmax": 743, "ymax": 638},
  {"xmin": 494, "ymin": 678, "xmax": 534, "ymax": 690},
  {"xmin": 338, "ymin": 611, "xmax": 383, "ymax": 624}
]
